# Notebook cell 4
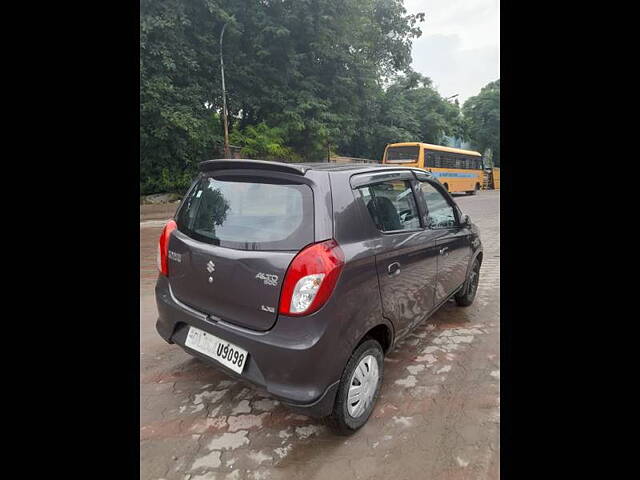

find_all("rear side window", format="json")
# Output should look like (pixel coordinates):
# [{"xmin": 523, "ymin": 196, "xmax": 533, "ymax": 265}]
[
  {"xmin": 358, "ymin": 180, "xmax": 420, "ymax": 232},
  {"xmin": 176, "ymin": 176, "xmax": 314, "ymax": 251}
]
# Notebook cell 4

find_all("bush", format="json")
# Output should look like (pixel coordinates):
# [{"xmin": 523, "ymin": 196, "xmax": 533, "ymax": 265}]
[
  {"xmin": 140, "ymin": 167, "xmax": 195, "ymax": 195},
  {"xmin": 230, "ymin": 122, "xmax": 299, "ymax": 162}
]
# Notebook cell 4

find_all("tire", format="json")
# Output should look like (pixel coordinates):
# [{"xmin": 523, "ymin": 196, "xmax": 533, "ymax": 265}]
[
  {"xmin": 327, "ymin": 339, "xmax": 384, "ymax": 434},
  {"xmin": 466, "ymin": 183, "xmax": 480, "ymax": 195},
  {"xmin": 467, "ymin": 183, "xmax": 480, "ymax": 195},
  {"xmin": 443, "ymin": 183, "xmax": 449, "ymax": 192},
  {"xmin": 455, "ymin": 258, "xmax": 481, "ymax": 306}
]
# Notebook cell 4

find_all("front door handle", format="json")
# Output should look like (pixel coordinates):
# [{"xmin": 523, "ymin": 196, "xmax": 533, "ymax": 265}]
[
  {"xmin": 439, "ymin": 246, "xmax": 449, "ymax": 255},
  {"xmin": 388, "ymin": 262, "xmax": 401, "ymax": 276}
]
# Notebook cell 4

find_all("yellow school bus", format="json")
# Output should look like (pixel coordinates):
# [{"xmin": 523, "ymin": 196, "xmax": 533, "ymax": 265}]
[{"xmin": 382, "ymin": 142, "xmax": 484, "ymax": 194}]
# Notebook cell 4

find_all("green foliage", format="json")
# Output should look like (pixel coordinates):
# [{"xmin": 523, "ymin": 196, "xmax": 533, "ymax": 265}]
[
  {"xmin": 463, "ymin": 79, "xmax": 500, "ymax": 166},
  {"xmin": 141, "ymin": 0, "xmax": 427, "ymax": 191},
  {"xmin": 140, "ymin": 0, "xmax": 227, "ymax": 194},
  {"xmin": 230, "ymin": 122, "xmax": 298, "ymax": 162},
  {"xmin": 141, "ymin": 167, "xmax": 195, "ymax": 195},
  {"xmin": 141, "ymin": 1, "xmax": 494, "ymax": 193},
  {"xmin": 344, "ymin": 71, "xmax": 467, "ymax": 160}
]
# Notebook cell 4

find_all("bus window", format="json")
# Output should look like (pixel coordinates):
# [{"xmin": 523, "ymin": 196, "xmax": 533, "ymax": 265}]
[
  {"xmin": 385, "ymin": 145, "xmax": 420, "ymax": 163},
  {"xmin": 425, "ymin": 151, "xmax": 436, "ymax": 167}
]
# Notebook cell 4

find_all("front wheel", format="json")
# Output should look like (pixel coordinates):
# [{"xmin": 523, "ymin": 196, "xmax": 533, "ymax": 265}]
[
  {"xmin": 328, "ymin": 339, "xmax": 384, "ymax": 434},
  {"xmin": 455, "ymin": 258, "xmax": 480, "ymax": 306}
]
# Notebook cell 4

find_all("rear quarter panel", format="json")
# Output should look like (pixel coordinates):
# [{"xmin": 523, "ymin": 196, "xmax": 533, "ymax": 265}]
[{"xmin": 324, "ymin": 170, "xmax": 393, "ymax": 355}]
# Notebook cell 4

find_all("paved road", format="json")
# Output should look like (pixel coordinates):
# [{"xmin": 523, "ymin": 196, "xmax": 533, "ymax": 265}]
[{"xmin": 140, "ymin": 190, "xmax": 500, "ymax": 480}]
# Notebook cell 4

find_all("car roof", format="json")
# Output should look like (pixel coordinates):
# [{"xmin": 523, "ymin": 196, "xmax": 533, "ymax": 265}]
[{"xmin": 199, "ymin": 158, "xmax": 431, "ymax": 177}]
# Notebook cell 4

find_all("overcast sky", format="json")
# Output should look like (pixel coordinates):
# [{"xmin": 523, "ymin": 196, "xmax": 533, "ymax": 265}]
[{"xmin": 404, "ymin": 0, "xmax": 499, "ymax": 104}]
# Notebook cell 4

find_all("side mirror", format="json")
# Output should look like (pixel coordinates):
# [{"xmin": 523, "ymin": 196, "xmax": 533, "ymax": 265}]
[{"xmin": 460, "ymin": 214, "xmax": 471, "ymax": 227}]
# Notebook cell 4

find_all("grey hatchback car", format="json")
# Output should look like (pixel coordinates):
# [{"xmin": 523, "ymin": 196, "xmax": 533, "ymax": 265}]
[{"xmin": 155, "ymin": 159, "xmax": 482, "ymax": 433}]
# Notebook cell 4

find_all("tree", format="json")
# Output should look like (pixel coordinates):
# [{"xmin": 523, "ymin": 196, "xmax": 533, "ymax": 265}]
[
  {"xmin": 462, "ymin": 79, "xmax": 500, "ymax": 166},
  {"xmin": 222, "ymin": 0, "xmax": 425, "ymax": 161},
  {"xmin": 140, "ymin": 0, "xmax": 228, "ymax": 194},
  {"xmin": 141, "ymin": 1, "xmax": 449, "ymax": 193},
  {"xmin": 229, "ymin": 122, "xmax": 298, "ymax": 161},
  {"xmin": 340, "ymin": 71, "xmax": 467, "ymax": 161},
  {"xmin": 140, "ymin": 1, "xmax": 487, "ymax": 193}
]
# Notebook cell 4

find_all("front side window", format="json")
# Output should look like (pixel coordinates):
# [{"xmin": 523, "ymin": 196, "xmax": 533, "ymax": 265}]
[
  {"xmin": 176, "ymin": 175, "xmax": 314, "ymax": 250},
  {"xmin": 419, "ymin": 182, "xmax": 457, "ymax": 229},
  {"xmin": 385, "ymin": 146, "xmax": 420, "ymax": 163},
  {"xmin": 359, "ymin": 180, "xmax": 421, "ymax": 232}
]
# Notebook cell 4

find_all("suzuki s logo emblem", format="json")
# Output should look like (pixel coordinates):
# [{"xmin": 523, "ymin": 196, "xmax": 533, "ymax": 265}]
[{"xmin": 206, "ymin": 261, "xmax": 215, "ymax": 283}]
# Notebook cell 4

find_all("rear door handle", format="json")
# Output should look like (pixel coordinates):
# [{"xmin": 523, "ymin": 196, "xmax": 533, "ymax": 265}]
[{"xmin": 388, "ymin": 262, "xmax": 401, "ymax": 275}]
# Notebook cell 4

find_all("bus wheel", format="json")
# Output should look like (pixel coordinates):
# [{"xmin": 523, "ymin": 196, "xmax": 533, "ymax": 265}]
[
  {"xmin": 443, "ymin": 183, "xmax": 449, "ymax": 192},
  {"xmin": 467, "ymin": 183, "xmax": 480, "ymax": 195}
]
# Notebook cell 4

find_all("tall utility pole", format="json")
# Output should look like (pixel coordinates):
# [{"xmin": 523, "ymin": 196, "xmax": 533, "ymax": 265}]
[{"xmin": 219, "ymin": 22, "xmax": 230, "ymax": 158}]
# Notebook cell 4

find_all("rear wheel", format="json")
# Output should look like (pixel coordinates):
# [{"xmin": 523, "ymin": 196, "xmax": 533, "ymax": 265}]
[
  {"xmin": 443, "ymin": 183, "xmax": 449, "ymax": 192},
  {"xmin": 328, "ymin": 339, "xmax": 383, "ymax": 434},
  {"xmin": 467, "ymin": 183, "xmax": 480, "ymax": 195},
  {"xmin": 455, "ymin": 258, "xmax": 480, "ymax": 306}
]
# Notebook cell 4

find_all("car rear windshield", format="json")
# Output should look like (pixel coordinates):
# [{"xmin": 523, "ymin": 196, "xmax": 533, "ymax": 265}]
[
  {"xmin": 176, "ymin": 175, "xmax": 314, "ymax": 251},
  {"xmin": 385, "ymin": 146, "xmax": 419, "ymax": 163}
]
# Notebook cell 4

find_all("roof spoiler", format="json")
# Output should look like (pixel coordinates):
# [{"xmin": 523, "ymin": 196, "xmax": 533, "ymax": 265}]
[{"xmin": 199, "ymin": 159, "xmax": 307, "ymax": 175}]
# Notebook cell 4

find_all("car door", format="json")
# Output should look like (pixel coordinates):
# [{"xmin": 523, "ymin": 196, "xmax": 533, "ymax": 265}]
[
  {"xmin": 416, "ymin": 179, "xmax": 473, "ymax": 304},
  {"xmin": 354, "ymin": 174, "xmax": 440, "ymax": 339}
]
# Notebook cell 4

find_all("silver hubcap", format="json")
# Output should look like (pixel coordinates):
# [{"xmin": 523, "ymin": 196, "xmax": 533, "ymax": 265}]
[{"xmin": 347, "ymin": 355, "xmax": 379, "ymax": 418}]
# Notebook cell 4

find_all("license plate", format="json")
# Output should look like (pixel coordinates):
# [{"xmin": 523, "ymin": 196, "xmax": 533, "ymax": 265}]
[{"xmin": 185, "ymin": 326, "xmax": 248, "ymax": 374}]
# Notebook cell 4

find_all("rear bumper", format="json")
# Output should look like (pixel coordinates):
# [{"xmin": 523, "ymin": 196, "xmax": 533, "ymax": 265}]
[{"xmin": 154, "ymin": 275, "xmax": 342, "ymax": 418}]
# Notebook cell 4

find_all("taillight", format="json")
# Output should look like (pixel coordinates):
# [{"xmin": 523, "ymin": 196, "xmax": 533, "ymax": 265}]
[
  {"xmin": 157, "ymin": 220, "xmax": 177, "ymax": 276},
  {"xmin": 279, "ymin": 239, "xmax": 345, "ymax": 316}
]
